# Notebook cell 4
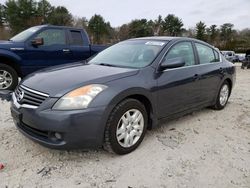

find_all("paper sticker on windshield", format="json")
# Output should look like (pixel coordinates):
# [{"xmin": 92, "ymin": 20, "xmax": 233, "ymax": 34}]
[{"xmin": 145, "ymin": 41, "xmax": 165, "ymax": 46}]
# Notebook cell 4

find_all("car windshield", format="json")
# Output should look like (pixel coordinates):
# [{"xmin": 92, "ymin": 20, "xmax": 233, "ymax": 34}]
[
  {"xmin": 10, "ymin": 26, "xmax": 41, "ymax": 42},
  {"xmin": 89, "ymin": 40, "xmax": 167, "ymax": 68}
]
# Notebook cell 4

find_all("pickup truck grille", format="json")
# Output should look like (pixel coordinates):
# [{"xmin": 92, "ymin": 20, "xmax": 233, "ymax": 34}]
[{"xmin": 14, "ymin": 85, "xmax": 49, "ymax": 108}]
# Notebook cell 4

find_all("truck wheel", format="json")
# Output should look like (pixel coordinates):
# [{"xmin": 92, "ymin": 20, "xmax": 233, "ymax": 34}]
[
  {"xmin": 0, "ymin": 64, "xmax": 18, "ymax": 90},
  {"xmin": 104, "ymin": 99, "xmax": 148, "ymax": 155}
]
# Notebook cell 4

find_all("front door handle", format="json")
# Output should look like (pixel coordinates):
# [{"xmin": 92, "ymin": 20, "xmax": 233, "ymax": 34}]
[
  {"xmin": 193, "ymin": 74, "xmax": 200, "ymax": 81},
  {"xmin": 63, "ymin": 49, "xmax": 71, "ymax": 53}
]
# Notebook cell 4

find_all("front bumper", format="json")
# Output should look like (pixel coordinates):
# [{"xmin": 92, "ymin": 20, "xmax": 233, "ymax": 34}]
[{"xmin": 10, "ymin": 96, "xmax": 109, "ymax": 149}]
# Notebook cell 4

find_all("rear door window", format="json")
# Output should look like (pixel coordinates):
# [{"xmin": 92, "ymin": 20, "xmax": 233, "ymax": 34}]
[
  {"xmin": 195, "ymin": 43, "xmax": 218, "ymax": 64},
  {"xmin": 69, "ymin": 31, "xmax": 84, "ymax": 46}
]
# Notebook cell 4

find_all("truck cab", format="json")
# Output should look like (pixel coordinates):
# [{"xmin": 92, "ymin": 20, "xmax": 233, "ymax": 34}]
[{"xmin": 0, "ymin": 25, "xmax": 106, "ymax": 90}]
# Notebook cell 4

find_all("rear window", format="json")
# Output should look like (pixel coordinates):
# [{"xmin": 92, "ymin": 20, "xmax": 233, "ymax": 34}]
[
  {"xmin": 195, "ymin": 43, "xmax": 218, "ymax": 64},
  {"xmin": 70, "ymin": 31, "xmax": 84, "ymax": 46}
]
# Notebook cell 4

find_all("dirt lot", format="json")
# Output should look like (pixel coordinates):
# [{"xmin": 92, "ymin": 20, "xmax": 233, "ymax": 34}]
[{"xmin": 0, "ymin": 66, "xmax": 250, "ymax": 188}]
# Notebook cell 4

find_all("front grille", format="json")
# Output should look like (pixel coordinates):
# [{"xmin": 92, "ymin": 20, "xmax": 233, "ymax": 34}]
[{"xmin": 15, "ymin": 85, "xmax": 49, "ymax": 108}]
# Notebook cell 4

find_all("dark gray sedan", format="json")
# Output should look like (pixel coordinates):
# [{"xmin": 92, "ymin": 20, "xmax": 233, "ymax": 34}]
[{"xmin": 11, "ymin": 37, "xmax": 236, "ymax": 154}]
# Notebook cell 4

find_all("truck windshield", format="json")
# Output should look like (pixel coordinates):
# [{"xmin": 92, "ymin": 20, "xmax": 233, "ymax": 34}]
[
  {"xmin": 10, "ymin": 26, "xmax": 41, "ymax": 42},
  {"xmin": 89, "ymin": 40, "xmax": 167, "ymax": 68}
]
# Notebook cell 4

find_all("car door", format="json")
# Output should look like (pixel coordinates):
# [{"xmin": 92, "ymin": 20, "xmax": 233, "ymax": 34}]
[
  {"xmin": 194, "ymin": 42, "xmax": 223, "ymax": 104},
  {"xmin": 23, "ymin": 28, "xmax": 73, "ymax": 74},
  {"xmin": 156, "ymin": 41, "xmax": 202, "ymax": 119},
  {"xmin": 68, "ymin": 30, "xmax": 91, "ymax": 61}
]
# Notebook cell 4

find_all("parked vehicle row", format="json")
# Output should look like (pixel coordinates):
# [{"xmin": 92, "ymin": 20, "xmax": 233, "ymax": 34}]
[
  {"xmin": 11, "ymin": 36, "xmax": 236, "ymax": 154},
  {"xmin": 0, "ymin": 25, "xmax": 107, "ymax": 90},
  {"xmin": 234, "ymin": 53, "xmax": 246, "ymax": 62},
  {"xmin": 221, "ymin": 50, "xmax": 246, "ymax": 63}
]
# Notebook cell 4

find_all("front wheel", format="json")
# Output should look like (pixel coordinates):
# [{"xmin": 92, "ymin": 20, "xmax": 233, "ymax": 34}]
[
  {"xmin": 104, "ymin": 99, "xmax": 148, "ymax": 155},
  {"xmin": 0, "ymin": 64, "xmax": 18, "ymax": 90},
  {"xmin": 212, "ymin": 81, "xmax": 230, "ymax": 110}
]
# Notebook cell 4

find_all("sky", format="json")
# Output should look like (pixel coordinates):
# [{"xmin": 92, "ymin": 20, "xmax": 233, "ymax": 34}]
[{"xmin": 1, "ymin": 0, "xmax": 250, "ymax": 29}]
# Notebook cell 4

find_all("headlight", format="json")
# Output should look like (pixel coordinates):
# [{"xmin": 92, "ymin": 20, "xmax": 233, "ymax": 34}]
[{"xmin": 53, "ymin": 84, "xmax": 107, "ymax": 110}]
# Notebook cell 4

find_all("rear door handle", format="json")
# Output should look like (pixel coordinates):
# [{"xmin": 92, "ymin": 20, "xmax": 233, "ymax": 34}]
[
  {"xmin": 193, "ymin": 74, "xmax": 200, "ymax": 81},
  {"xmin": 63, "ymin": 49, "xmax": 71, "ymax": 53},
  {"xmin": 219, "ymin": 67, "xmax": 225, "ymax": 74}
]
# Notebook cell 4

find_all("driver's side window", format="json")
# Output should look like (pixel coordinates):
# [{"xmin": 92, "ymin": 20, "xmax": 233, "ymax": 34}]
[
  {"xmin": 35, "ymin": 29, "xmax": 66, "ymax": 47},
  {"xmin": 164, "ymin": 42, "xmax": 195, "ymax": 66}
]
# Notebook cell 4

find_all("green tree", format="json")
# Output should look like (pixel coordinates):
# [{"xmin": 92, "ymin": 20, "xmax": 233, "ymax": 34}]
[
  {"xmin": 104, "ymin": 21, "xmax": 117, "ymax": 43},
  {"xmin": 195, "ymin": 21, "xmax": 206, "ymax": 41},
  {"xmin": 117, "ymin": 24, "xmax": 129, "ymax": 41},
  {"xmin": 47, "ymin": 6, "xmax": 72, "ymax": 26},
  {"xmin": 72, "ymin": 16, "xmax": 88, "ymax": 30},
  {"xmin": 128, "ymin": 19, "xmax": 153, "ymax": 38},
  {"xmin": 4, "ymin": 0, "xmax": 37, "ymax": 34},
  {"xmin": 235, "ymin": 29, "xmax": 250, "ymax": 52},
  {"xmin": 3, "ymin": 0, "xmax": 73, "ymax": 34},
  {"xmin": 210, "ymin": 25, "xmax": 217, "ymax": 40},
  {"xmin": 162, "ymin": 14, "xmax": 183, "ymax": 36},
  {"xmin": 88, "ymin": 14, "xmax": 109, "ymax": 44},
  {"xmin": 0, "ymin": 3, "xmax": 4, "ymax": 26},
  {"xmin": 148, "ymin": 15, "xmax": 163, "ymax": 36},
  {"xmin": 220, "ymin": 23, "xmax": 234, "ymax": 42},
  {"xmin": 206, "ymin": 24, "xmax": 219, "ymax": 45},
  {"xmin": 37, "ymin": 0, "xmax": 53, "ymax": 24},
  {"xmin": 220, "ymin": 23, "xmax": 236, "ymax": 50},
  {"xmin": 182, "ymin": 28, "xmax": 196, "ymax": 38},
  {"xmin": 154, "ymin": 15, "xmax": 163, "ymax": 35}
]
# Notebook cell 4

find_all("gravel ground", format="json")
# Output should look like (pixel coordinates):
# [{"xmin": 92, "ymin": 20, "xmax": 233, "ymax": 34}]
[{"xmin": 0, "ymin": 66, "xmax": 250, "ymax": 188}]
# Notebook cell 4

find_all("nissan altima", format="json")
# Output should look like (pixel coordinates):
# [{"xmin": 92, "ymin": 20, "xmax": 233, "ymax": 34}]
[{"xmin": 11, "ymin": 37, "xmax": 236, "ymax": 155}]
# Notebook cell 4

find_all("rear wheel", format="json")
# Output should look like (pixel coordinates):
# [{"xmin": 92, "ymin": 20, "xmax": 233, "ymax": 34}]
[
  {"xmin": 212, "ymin": 81, "xmax": 230, "ymax": 110},
  {"xmin": 104, "ymin": 99, "xmax": 148, "ymax": 155},
  {"xmin": 0, "ymin": 64, "xmax": 18, "ymax": 90}
]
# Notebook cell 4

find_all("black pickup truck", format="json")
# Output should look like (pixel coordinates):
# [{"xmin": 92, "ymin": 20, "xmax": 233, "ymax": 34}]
[{"xmin": 0, "ymin": 25, "xmax": 106, "ymax": 90}]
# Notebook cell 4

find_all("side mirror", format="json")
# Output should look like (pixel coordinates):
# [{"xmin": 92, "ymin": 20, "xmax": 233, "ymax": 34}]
[
  {"xmin": 31, "ymin": 38, "xmax": 44, "ymax": 47},
  {"xmin": 159, "ymin": 57, "xmax": 185, "ymax": 71}
]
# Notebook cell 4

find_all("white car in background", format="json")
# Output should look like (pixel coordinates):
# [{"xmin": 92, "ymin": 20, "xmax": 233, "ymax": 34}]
[
  {"xmin": 221, "ymin": 51, "xmax": 236, "ymax": 62},
  {"xmin": 235, "ymin": 53, "xmax": 246, "ymax": 62}
]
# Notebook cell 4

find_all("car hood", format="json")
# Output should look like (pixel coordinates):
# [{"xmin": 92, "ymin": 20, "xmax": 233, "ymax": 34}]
[
  {"xmin": 0, "ymin": 40, "xmax": 24, "ymax": 50},
  {"xmin": 21, "ymin": 63, "xmax": 139, "ymax": 97}
]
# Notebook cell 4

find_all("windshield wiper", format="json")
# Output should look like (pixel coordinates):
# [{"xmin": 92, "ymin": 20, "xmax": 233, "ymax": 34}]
[{"xmin": 98, "ymin": 63, "xmax": 119, "ymax": 67}]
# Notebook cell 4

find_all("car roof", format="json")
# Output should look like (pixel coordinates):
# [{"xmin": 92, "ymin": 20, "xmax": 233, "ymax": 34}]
[
  {"xmin": 36, "ymin": 24, "xmax": 84, "ymax": 30},
  {"xmin": 133, "ymin": 36, "xmax": 182, "ymax": 41},
  {"xmin": 129, "ymin": 36, "xmax": 215, "ymax": 48}
]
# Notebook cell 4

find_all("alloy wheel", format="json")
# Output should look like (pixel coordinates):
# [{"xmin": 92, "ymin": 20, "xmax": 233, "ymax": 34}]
[
  {"xmin": 219, "ymin": 84, "xmax": 229, "ymax": 106},
  {"xmin": 0, "ymin": 70, "xmax": 13, "ymax": 89},
  {"xmin": 116, "ymin": 109, "xmax": 144, "ymax": 148}
]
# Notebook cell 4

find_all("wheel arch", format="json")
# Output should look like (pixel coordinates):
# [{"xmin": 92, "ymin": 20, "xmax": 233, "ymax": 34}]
[
  {"xmin": 124, "ymin": 94, "xmax": 154, "ymax": 129},
  {"xmin": 0, "ymin": 55, "xmax": 22, "ymax": 77},
  {"xmin": 224, "ymin": 78, "xmax": 232, "ymax": 96},
  {"xmin": 106, "ymin": 88, "xmax": 157, "ymax": 130}
]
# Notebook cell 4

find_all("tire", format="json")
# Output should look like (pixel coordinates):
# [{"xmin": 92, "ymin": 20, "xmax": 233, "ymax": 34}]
[
  {"xmin": 0, "ymin": 64, "xmax": 18, "ymax": 90},
  {"xmin": 212, "ymin": 81, "xmax": 230, "ymax": 110},
  {"xmin": 104, "ymin": 99, "xmax": 148, "ymax": 155}
]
